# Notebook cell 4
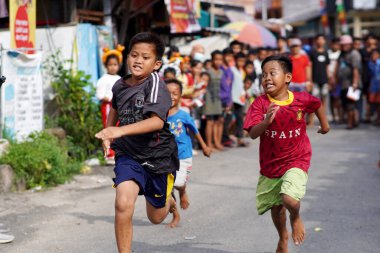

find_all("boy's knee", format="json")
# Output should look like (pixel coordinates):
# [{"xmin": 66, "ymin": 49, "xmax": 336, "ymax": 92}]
[
  {"xmin": 147, "ymin": 212, "xmax": 166, "ymax": 224},
  {"xmin": 281, "ymin": 194, "xmax": 300, "ymax": 209},
  {"xmin": 174, "ymin": 185, "xmax": 185, "ymax": 191},
  {"xmin": 115, "ymin": 196, "xmax": 135, "ymax": 213}
]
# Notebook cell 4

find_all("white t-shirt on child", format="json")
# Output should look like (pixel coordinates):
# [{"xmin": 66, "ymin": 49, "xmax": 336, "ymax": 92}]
[{"xmin": 96, "ymin": 74, "xmax": 121, "ymax": 101}]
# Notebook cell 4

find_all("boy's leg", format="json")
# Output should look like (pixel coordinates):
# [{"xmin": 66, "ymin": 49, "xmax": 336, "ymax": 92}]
[
  {"xmin": 205, "ymin": 119, "xmax": 215, "ymax": 148},
  {"xmin": 271, "ymin": 205, "xmax": 289, "ymax": 253},
  {"xmin": 281, "ymin": 194, "xmax": 305, "ymax": 246},
  {"xmin": 214, "ymin": 117, "xmax": 224, "ymax": 150},
  {"xmin": 115, "ymin": 180, "xmax": 140, "ymax": 253},
  {"xmin": 146, "ymin": 195, "xmax": 178, "ymax": 225},
  {"xmin": 176, "ymin": 185, "xmax": 189, "ymax": 209},
  {"xmin": 145, "ymin": 173, "xmax": 178, "ymax": 226},
  {"xmin": 174, "ymin": 158, "xmax": 191, "ymax": 209},
  {"xmin": 279, "ymin": 168, "xmax": 308, "ymax": 246}
]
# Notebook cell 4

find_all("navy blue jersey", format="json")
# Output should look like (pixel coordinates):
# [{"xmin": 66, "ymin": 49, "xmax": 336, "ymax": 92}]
[{"xmin": 111, "ymin": 72, "xmax": 179, "ymax": 174}]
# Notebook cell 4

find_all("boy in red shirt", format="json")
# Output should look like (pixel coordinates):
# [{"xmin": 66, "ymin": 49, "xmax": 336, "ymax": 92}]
[
  {"xmin": 288, "ymin": 38, "xmax": 312, "ymax": 93},
  {"xmin": 244, "ymin": 55, "xmax": 329, "ymax": 252}
]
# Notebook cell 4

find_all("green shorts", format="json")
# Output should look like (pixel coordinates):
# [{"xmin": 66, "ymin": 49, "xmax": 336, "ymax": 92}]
[{"xmin": 256, "ymin": 168, "xmax": 308, "ymax": 215}]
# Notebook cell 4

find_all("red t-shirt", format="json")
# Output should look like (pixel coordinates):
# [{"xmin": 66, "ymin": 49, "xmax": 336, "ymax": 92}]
[
  {"xmin": 243, "ymin": 91, "xmax": 321, "ymax": 178},
  {"xmin": 290, "ymin": 54, "xmax": 310, "ymax": 83}
]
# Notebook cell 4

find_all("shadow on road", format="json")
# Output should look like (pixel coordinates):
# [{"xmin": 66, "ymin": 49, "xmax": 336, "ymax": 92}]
[{"xmin": 132, "ymin": 241, "xmax": 269, "ymax": 253}]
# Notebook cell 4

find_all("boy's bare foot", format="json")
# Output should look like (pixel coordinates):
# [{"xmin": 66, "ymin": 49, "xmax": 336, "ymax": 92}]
[
  {"xmin": 276, "ymin": 237, "xmax": 289, "ymax": 253},
  {"xmin": 215, "ymin": 144, "xmax": 225, "ymax": 151},
  {"xmin": 290, "ymin": 214, "xmax": 305, "ymax": 246},
  {"xmin": 167, "ymin": 197, "xmax": 180, "ymax": 228},
  {"xmin": 179, "ymin": 190, "xmax": 190, "ymax": 209}
]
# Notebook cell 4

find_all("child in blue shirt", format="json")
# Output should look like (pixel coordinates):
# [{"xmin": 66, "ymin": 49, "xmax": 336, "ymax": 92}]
[
  {"xmin": 368, "ymin": 49, "xmax": 380, "ymax": 125},
  {"xmin": 165, "ymin": 78, "xmax": 212, "ymax": 228}
]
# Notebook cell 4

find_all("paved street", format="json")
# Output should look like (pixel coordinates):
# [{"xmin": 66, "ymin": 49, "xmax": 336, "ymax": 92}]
[{"xmin": 1, "ymin": 124, "xmax": 379, "ymax": 253}]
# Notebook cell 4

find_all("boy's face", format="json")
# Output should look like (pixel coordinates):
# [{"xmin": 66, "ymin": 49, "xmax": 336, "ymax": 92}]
[
  {"xmin": 180, "ymin": 61, "xmax": 191, "ymax": 72},
  {"xmin": 205, "ymin": 61, "xmax": 212, "ymax": 70},
  {"xmin": 164, "ymin": 72, "xmax": 176, "ymax": 80},
  {"xmin": 258, "ymin": 50, "xmax": 267, "ymax": 61},
  {"xmin": 331, "ymin": 42, "xmax": 340, "ymax": 51},
  {"xmin": 106, "ymin": 58, "xmax": 120, "ymax": 75},
  {"xmin": 232, "ymin": 44, "xmax": 241, "ymax": 54},
  {"xmin": 315, "ymin": 37, "xmax": 326, "ymax": 47},
  {"xmin": 262, "ymin": 61, "xmax": 292, "ymax": 97},
  {"xmin": 200, "ymin": 74, "xmax": 210, "ymax": 85},
  {"xmin": 371, "ymin": 51, "xmax": 379, "ymax": 62},
  {"xmin": 354, "ymin": 40, "xmax": 362, "ymax": 50},
  {"xmin": 224, "ymin": 53, "xmax": 234, "ymax": 65},
  {"xmin": 290, "ymin": 45, "xmax": 300, "ymax": 55},
  {"xmin": 366, "ymin": 38, "xmax": 378, "ymax": 50},
  {"xmin": 236, "ymin": 57, "xmax": 246, "ymax": 69},
  {"xmin": 248, "ymin": 53, "xmax": 256, "ymax": 61},
  {"xmin": 127, "ymin": 43, "xmax": 162, "ymax": 80},
  {"xmin": 167, "ymin": 83, "xmax": 181, "ymax": 108},
  {"xmin": 244, "ymin": 80, "xmax": 252, "ymax": 90},
  {"xmin": 245, "ymin": 64, "xmax": 254, "ymax": 74},
  {"xmin": 192, "ymin": 62, "xmax": 203, "ymax": 75},
  {"xmin": 212, "ymin": 54, "xmax": 224, "ymax": 69}
]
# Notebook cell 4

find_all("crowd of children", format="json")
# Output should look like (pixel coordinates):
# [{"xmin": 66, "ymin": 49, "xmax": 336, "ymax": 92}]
[{"xmin": 94, "ymin": 31, "xmax": 378, "ymax": 253}]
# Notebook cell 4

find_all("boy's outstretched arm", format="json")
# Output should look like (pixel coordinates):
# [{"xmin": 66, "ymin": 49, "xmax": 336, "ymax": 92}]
[
  {"xmin": 315, "ymin": 105, "xmax": 330, "ymax": 134},
  {"xmin": 102, "ymin": 107, "xmax": 118, "ymax": 157},
  {"xmin": 249, "ymin": 103, "xmax": 279, "ymax": 139},
  {"xmin": 195, "ymin": 133, "xmax": 211, "ymax": 157},
  {"xmin": 106, "ymin": 107, "xmax": 119, "ymax": 127},
  {"xmin": 95, "ymin": 113, "xmax": 164, "ymax": 140}
]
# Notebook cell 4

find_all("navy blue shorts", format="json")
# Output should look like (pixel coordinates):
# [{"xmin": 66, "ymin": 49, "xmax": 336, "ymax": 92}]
[{"xmin": 113, "ymin": 155, "xmax": 175, "ymax": 208}]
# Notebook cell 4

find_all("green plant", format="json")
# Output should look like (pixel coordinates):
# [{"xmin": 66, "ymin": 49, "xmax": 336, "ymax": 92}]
[
  {"xmin": 44, "ymin": 51, "xmax": 102, "ymax": 161},
  {"xmin": 0, "ymin": 131, "xmax": 81, "ymax": 189}
]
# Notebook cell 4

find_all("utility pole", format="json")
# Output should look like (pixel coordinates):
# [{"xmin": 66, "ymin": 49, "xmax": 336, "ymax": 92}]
[
  {"xmin": 262, "ymin": 0, "xmax": 267, "ymax": 21},
  {"xmin": 210, "ymin": 0, "xmax": 215, "ymax": 28}
]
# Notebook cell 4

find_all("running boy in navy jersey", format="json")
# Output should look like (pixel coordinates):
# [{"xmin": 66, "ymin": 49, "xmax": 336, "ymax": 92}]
[
  {"xmin": 165, "ymin": 78, "xmax": 211, "ymax": 228},
  {"xmin": 243, "ymin": 55, "xmax": 329, "ymax": 253},
  {"xmin": 95, "ymin": 32, "xmax": 179, "ymax": 253}
]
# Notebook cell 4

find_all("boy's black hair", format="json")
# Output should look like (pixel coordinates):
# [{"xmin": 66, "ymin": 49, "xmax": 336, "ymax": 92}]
[
  {"xmin": 370, "ymin": 48, "xmax": 380, "ymax": 55},
  {"xmin": 200, "ymin": 71, "xmax": 211, "ymax": 79},
  {"xmin": 261, "ymin": 55, "xmax": 293, "ymax": 74},
  {"xmin": 167, "ymin": 45, "xmax": 179, "ymax": 59},
  {"xmin": 353, "ymin": 37, "xmax": 362, "ymax": 41},
  {"xmin": 278, "ymin": 36, "xmax": 286, "ymax": 41},
  {"xmin": 191, "ymin": 59, "xmax": 201, "ymax": 68},
  {"xmin": 165, "ymin": 78, "xmax": 183, "ymax": 94},
  {"xmin": 265, "ymin": 46, "xmax": 273, "ymax": 51},
  {"xmin": 364, "ymin": 33, "xmax": 378, "ymax": 41},
  {"xmin": 244, "ymin": 75, "xmax": 254, "ymax": 83},
  {"xmin": 314, "ymin": 33, "xmax": 326, "ymax": 40},
  {"xmin": 128, "ymin": 32, "xmax": 165, "ymax": 60},
  {"xmin": 104, "ymin": 54, "xmax": 120, "ymax": 66},
  {"xmin": 222, "ymin": 48, "xmax": 234, "ymax": 55},
  {"xmin": 257, "ymin": 47, "xmax": 267, "ymax": 52},
  {"xmin": 211, "ymin": 50, "xmax": 223, "ymax": 60},
  {"xmin": 164, "ymin": 67, "xmax": 176, "ymax": 77},
  {"xmin": 248, "ymin": 48, "xmax": 257, "ymax": 55},
  {"xmin": 244, "ymin": 60, "xmax": 254, "ymax": 67},
  {"xmin": 230, "ymin": 40, "xmax": 242, "ymax": 47},
  {"xmin": 234, "ymin": 52, "xmax": 246, "ymax": 61},
  {"xmin": 204, "ymin": 59, "xmax": 212, "ymax": 64},
  {"xmin": 331, "ymin": 37, "xmax": 340, "ymax": 43}
]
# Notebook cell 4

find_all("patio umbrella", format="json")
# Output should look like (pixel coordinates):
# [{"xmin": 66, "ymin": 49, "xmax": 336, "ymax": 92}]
[{"xmin": 222, "ymin": 21, "xmax": 277, "ymax": 48}]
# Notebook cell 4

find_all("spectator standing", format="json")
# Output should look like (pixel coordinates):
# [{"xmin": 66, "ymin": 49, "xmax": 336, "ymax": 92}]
[
  {"xmin": 309, "ymin": 34, "xmax": 330, "ymax": 107},
  {"xmin": 335, "ymin": 35, "xmax": 362, "ymax": 129},
  {"xmin": 328, "ymin": 38, "xmax": 343, "ymax": 123},
  {"xmin": 205, "ymin": 50, "xmax": 224, "ymax": 151}
]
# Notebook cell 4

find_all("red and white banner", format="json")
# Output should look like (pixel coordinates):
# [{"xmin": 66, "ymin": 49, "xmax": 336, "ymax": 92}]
[{"xmin": 167, "ymin": 0, "xmax": 201, "ymax": 33}]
